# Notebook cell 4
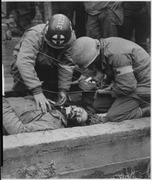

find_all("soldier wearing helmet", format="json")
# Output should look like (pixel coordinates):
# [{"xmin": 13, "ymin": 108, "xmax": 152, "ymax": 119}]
[
  {"xmin": 11, "ymin": 14, "xmax": 76, "ymax": 113},
  {"xmin": 44, "ymin": 14, "xmax": 73, "ymax": 49},
  {"xmin": 71, "ymin": 36, "xmax": 150, "ymax": 122}
]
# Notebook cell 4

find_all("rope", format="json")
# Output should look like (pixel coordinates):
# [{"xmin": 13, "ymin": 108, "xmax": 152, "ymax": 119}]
[
  {"xmin": 10, "ymin": 74, "xmax": 150, "ymax": 106},
  {"xmin": 11, "ymin": 73, "xmax": 97, "ymax": 94}
]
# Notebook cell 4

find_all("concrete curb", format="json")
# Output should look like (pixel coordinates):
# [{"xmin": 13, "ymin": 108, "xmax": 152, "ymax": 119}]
[{"xmin": 1, "ymin": 117, "xmax": 150, "ymax": 178}]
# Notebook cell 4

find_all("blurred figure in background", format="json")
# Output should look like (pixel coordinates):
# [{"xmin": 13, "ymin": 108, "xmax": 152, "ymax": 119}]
[
  {"xmin": 84, "ymin": 1, "xmax": 123, "ymax": 39},
  {"xmin": 51, "ymin": 2, "xmax": 86, "ymax": 38},
  {"xmin": 120, "ymin": 2, "xmax": 150, "ymax": 53},
  {"xmin": 7, "ymin": 2, "xmax": 36, "ymax": 34}
]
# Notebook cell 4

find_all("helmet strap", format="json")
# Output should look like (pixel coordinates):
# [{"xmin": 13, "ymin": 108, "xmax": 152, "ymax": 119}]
[
  {"xmin": 40, "ymin": 24, "xmax": 49, "ymax": 51},
  {"xmin": 43, "ymin": 22, "xmax": 49, "ymax": 36}
]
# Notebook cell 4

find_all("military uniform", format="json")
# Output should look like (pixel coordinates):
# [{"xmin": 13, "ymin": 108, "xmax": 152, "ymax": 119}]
[
  {"xmin": 93, "ymin": 37, "xmax": 150, "ymax": 121},
  {"xmin": 11, "ymin": 24, "xmax": 76, "ymax": 98},
  {"xmin": 3, "ymin": 96, "xmax": 66, "ymax": 135},
  {"xmin": 84, "ymin": 2, "xmax": 123, "ymax": 38}
]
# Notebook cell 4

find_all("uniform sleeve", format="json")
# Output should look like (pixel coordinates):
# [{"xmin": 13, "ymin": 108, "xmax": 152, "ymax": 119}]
[
  {"xmin": 109, "ymin": 54, "xmax": 137, "ymax": 97},
  {"xmin": 16, "ymin": 30, "xmax": 43, "ymax": 94},
  {"xmin": 58, "ymin": 63, "xmax": 75, "ymax": 91}
]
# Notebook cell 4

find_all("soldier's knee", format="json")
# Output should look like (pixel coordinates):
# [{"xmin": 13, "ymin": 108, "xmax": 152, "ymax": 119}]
[{"xmin": 106, "ymin": 111, "xmax": 124, "ymax": 122}]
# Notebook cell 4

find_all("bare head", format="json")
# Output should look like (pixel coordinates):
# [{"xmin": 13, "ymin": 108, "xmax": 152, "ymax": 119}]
[{"xmin": 65, "ymin": 105, "xmax": 88, "ymax": 126}]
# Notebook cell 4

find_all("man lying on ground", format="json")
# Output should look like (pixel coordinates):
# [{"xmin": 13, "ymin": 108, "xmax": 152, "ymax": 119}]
[{"xmin": 3, "ymin": 96, "xmax": 105, "ymax": 135}]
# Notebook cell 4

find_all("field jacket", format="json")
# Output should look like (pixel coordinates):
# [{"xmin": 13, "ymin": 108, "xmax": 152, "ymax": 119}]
[
  {"xmin": 11, "ymin": 24, "xmax": 76, "ymax": 94},
  {"xmin": 99, "ymin": 37, "xmax": 150, "ymax": 99},
  {"xmin": 3, "ymin": 96, "xmax": 66, "ymax": 135}
]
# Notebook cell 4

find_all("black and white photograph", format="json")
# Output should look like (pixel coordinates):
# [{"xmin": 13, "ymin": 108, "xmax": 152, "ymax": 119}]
[{"xmin": 1, "ymin": 1, "xmax": 151, "ymax": 179}]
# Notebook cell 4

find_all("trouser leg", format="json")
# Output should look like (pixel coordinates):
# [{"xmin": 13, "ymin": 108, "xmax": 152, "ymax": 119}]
[
  {"xmin": 102, "ymin": 9, "xmax": 119, "ymax": 38},
  {"xmin": 119, "ymin": 4, "xmax": 134, "ymax": 40},
  {"xmin": 135, "ymin": 11, "xmax": 150, "ymax": 53},
  {"xmin": 75, "ymin": 2, "xmax": 86, "ymax": 38},
  {"xmin": 106, "ymin": 96, "xmax": 142, "ymax": 122},
  {"xmin": 93, "ymin": 93, "xmax": 115, "ymax": 113},
  {"xmin": 86, "ymin": 14, "xmax": 103, "ymax": 39}
]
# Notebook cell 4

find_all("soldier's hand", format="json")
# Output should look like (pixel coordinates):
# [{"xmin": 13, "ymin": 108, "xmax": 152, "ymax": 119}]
[
  {"xmin": 34, "ymin": 93, "xmax": 51, "ymax": 113},
  {"xmin": 96, "ymin": 89, "xmax": 111, "ymax": 94},
  {"xmin": 96, "ymin": 83, "xmax": 113, "ymax": 94},
  {"xmin": 57, "ymin": 90, "xmax": 67, "ymax": 106}
]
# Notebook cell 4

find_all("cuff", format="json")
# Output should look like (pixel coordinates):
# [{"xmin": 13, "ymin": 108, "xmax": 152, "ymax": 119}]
[{"xmin": 32, "ymin": 86, "xmax": 43, "ymax": 95}]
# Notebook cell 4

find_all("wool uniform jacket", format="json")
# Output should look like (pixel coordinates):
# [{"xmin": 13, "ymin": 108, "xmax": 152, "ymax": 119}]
[
  {"xmin": 3, "ymin": 96, "xmax": 66, "ymax": 135},
  {"xmin": 99, "ymin": 37, "xmax": 150, "ymax": 99},
  {"xmin": 11, "ymin": 24, "xmax": 76, "ymax": 95}
]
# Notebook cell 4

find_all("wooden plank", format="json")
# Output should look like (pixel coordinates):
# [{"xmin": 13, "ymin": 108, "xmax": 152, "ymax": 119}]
[
  {"xmin": 1, "ymin": 2, "xmax": 7, "ymax": 17},
  {"xmin": 44, "ymin": 2, "xmax": 52, "ymax": 22},
  {"xmin": 2, "ymin": 38, "xmax": 20, "ymax": 76},
  {"xmin": 2, "ymin": 38, "xmax": 20, "ymax": 93},
  {"xmin": 1, "ymin": 118, "xmax": 150, "ymax": 178}
]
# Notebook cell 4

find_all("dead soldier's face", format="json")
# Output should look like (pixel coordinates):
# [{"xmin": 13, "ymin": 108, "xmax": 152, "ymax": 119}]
[{"xmin": 65, "ymin": 106, "xmax": 88, "ymax": 124}]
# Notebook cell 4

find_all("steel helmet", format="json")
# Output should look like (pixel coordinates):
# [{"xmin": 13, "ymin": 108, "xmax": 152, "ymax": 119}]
[
  {"xmin": 71, "ymin": 37, "xmax": 100, "ymax": 69},
  {"xmin": 45, "ymin": 14, "xmax": 72, "ymax": 49}
]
